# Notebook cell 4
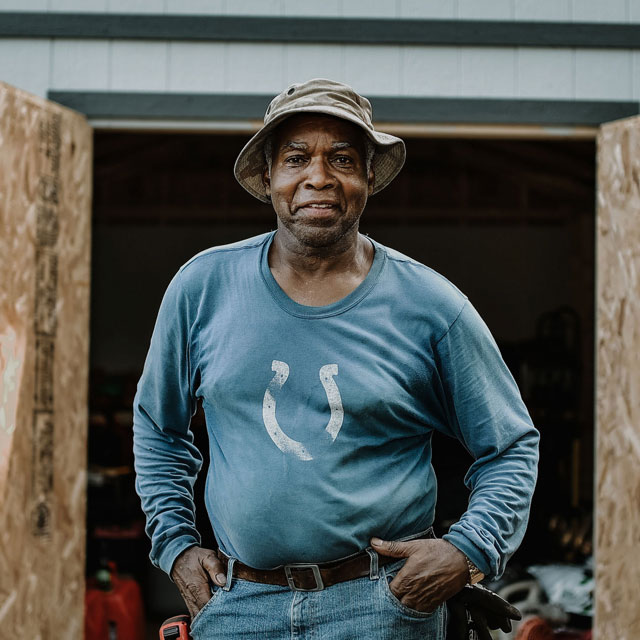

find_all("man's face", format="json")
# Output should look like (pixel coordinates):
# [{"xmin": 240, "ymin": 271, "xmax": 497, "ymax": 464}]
[{"xmin": 263, "ymin": 114, "xmax": 374, "ymax": 249}]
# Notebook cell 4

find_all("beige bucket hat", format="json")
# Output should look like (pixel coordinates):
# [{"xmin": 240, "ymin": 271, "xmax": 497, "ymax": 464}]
[{"xmin": 234, "ymin": 78, "xmax": 406, "ymax": 203}]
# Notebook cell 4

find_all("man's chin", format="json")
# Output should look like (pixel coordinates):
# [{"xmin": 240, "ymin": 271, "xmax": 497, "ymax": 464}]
[
  {"xmin": 279, "ymin": 217, "xmax": 361, "ymax": 250},
  {"xmin": 290, "ymin": 227, "xmax": 351, "ymax": 249}
]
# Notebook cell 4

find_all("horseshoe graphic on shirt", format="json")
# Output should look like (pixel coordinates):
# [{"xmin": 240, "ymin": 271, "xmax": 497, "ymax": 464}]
[{"xmin": 262, "ymin": 360, "xmax": 344, "ymax": 461}]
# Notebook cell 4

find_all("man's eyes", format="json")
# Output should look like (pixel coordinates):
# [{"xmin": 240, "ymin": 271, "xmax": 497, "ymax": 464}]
[
  {"xmin": 284, "ymin": 154, "xmax": 306, "ymax": 164},
  {"xmin": 282, "ymin": 154, "xmax": 355, "ymax": 166}
]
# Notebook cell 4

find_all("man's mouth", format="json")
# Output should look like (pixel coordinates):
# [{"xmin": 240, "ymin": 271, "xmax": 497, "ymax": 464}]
[{"xmin": 296, "ymin": 202, "xmax": 339, "ymax": 214}]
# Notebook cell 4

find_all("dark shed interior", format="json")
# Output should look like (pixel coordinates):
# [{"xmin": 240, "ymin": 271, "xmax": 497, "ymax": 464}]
[{"xmin": 88, "ymin": 131, "xmax": 596, "ymax": 629}]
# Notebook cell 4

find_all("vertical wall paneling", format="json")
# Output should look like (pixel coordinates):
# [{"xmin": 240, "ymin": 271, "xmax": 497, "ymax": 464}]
[
  {"xmin": 0, "ymin": 0, "xmax": 48, "ymax": 9},
  {"xmin": 283, "ymin": 0, "xmax": 340, "ymax": 16},
  {"xmin": 0, "ymin": 39, "xmax": 51, "ymax": 98},
  {"xmin": 110, "ymin": 40, "xmax": 168, "ymax": 91},
  {"xmin": 225, "ymin": 0, "xmax": 283, "ymax": 16},
  {"xmin": 107, "ymin": 0, "xmax": 164, "ymax": 13},
  {"xmin": 165, "ymin": 0, "xmax": 225, "ymax": 14},
  {"xmin": 401, "ymin": 46, "xmax": 460, "ymax": 96},
  {"xmin": 575, "ymin": 49, "xmax": 633, "ymax": 101},
  {"xmin": 460, "ymin": 47, "xmax": 517, "ymax": 97},
  {"xmin": 284, "ymin": 44, "xmax": 345, "ymax": 88},
  {"xmin": 458, "ymin": 0, "xmax": 513, "ymax": 19},
  {"xmin": 0, "ymin": 80, "xmax": 92, "ymax": 640},
  {"xmin": 513, "ymin": 0, "xmax": 571, "ymax": 21},
  {"xmin": 344, "ymin": 44, "xmax": 402, "ymax": 96},
  {"xmin": 516, "ymin": 48, "xmax": 574, "ymax": 99},
  {"xmin": 49, "ymin": 0, "xmax": 108, "ymax": 11},
  {"xmin": 225, "ymin": 42, "xmax": 285, "ymax": 93},
  {"xmin": 398, "ymin": 0, "xmax": 457, "ymax": 19},
  {"xmin": 572, "ymin": 0, "xmax": 628, "ymax": 22},
  {"xmin": 167, "ymin": 42, "xmax": 225, "ymax": 93},
  {"xmin": 339, "ymin": 0, "xmax": 398, "ymax": 18},
  {"xmin": 595, "ymin": 114, "xmax": 640, "ymax": 640},
  {"xmin": 51, "ymin": 39, "xmax": 109, "ymax": 90}
]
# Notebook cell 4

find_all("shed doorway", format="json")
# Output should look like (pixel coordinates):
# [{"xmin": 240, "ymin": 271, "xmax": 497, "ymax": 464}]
[{"xmin": 87, "ymin": 130, "xmax": 596, "ymax": 633}]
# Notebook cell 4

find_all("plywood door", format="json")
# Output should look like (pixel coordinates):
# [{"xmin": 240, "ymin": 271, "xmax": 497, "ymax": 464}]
[
  {"xmin": 595, "ymin": 115, "xmax": 640, "ymax": 639},
  {"xmin": 0, "ymin": 82, "xmax": 92, "ymax": 638}
]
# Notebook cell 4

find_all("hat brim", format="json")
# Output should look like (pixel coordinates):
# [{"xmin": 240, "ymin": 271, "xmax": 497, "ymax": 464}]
[{"xmin": 233, "ymin": 105, "xmax": 406, "ymax": 203}]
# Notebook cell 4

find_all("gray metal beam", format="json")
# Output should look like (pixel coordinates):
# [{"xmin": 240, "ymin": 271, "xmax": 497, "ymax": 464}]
[
  {"xmin": 1, "ymin": 12, "xmax": 639, "ymax": 48},
  {"xmin": 47, "ymin": 91, "xmax": 640, "ymax": 126}
]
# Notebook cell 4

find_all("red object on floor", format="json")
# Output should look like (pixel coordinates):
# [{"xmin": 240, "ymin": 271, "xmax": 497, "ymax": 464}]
[
  {"xmin": 515, "ymin": 617, "xmax": 555, "ymax": 640},
  {"xmin": 85, "ymin": 562, "xmax": 145, "ymax": 640}
]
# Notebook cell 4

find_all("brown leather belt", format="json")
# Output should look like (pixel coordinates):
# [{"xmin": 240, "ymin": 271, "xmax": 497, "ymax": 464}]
[{"xmin": 216, "ymin": 528, "xmax": 435, "ymax": 592}]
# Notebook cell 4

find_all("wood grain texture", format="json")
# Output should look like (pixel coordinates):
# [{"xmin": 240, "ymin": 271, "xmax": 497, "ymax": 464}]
[
  {"xmin": 0, "ymin": 81, "xmax": 92, "ymax": 638},
  {"xmin": 595, "ymin": 114, "xmax": 640, "ymax": 639}
]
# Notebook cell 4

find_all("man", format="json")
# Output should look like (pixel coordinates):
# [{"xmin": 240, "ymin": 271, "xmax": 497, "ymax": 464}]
[{"xmin": 133, "ymin": 79, "xmax": 538, "ymax": 639}]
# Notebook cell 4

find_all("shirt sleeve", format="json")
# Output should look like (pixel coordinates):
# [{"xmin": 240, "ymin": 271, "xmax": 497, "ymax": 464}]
[
  {"xmin": 132, "ymin": 270, "xmax": 203, "ymax": 576},
  {"xmin": 434, "ymin": 301, "xmax": 540, "ymax": 580}
]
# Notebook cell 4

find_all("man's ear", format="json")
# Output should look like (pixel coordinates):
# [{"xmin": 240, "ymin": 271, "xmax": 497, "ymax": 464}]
[
  {"xmin": 262, "ymin": 165, "xmax": 271, "ymax": 198},
  {"xmin": 367, "ymin": 168, "xmax": 375, "ymax": 196}
]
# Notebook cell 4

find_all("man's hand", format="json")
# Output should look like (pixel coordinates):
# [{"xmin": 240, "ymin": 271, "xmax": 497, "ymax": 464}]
[
  {"xmin": 170, "ymin": 546, "xmax": 227, "ymax": 619},
  {"xmin": 370, "ymin": 537, "xmax": 468, "ymax": 613}
]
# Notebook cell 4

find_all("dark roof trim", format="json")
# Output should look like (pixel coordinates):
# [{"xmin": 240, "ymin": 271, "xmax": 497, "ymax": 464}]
[
  {"xmin": 1, "ymin": 12, "xmax": 639, "ymax": 48},
  {"xmin": 47, "ymin": 91, "xmax": 639, "ymax": 126}
]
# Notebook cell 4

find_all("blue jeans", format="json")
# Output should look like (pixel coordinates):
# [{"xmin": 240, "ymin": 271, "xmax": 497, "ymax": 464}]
[{"xmin": 189, "ymin": 551, "xmax": 448, "ymax": 639}]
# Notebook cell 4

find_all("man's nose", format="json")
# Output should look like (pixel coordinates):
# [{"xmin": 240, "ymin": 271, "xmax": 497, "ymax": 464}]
[{"xmin": 304, "ymin": 157, "xmax": 336, "ymax": 190}]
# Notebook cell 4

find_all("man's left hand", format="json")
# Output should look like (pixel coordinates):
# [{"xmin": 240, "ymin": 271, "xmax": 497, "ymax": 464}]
[{"xmin": 370, "ymin": 537, "xmax": 469, "ymax": 613}]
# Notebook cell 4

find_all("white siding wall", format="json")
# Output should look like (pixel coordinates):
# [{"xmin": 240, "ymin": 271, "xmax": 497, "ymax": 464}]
[
  {"xmin": 1, "ymin": 40, "xmax": 638, "ymax": 103},
  {"xmin": 0, "ymin": 0, "xmax": 639, "ymax": 104},
  {"xmin": 0, "ymin": 38, "xmax": 50, "ymax": 96}
]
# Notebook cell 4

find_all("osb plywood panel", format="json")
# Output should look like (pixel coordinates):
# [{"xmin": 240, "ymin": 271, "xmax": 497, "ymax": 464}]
[
  {"xmin": 596, "ymin": 115, "xmax": 640, "ymax": 640},
  {"xmin": 0, "ymin": 82, "xmax": 92, "ymax": 638}
]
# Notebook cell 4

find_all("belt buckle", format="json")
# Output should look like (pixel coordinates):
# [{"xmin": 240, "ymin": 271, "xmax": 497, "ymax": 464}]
[{"xmin": 284, "ymin": 563, "xmax": 325, "ymax": 592}]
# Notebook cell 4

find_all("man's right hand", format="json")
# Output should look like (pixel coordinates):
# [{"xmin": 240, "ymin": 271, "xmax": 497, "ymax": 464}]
[{"xmin": 170, "ymin": 546, "xmax": 227, "ymax": 620}]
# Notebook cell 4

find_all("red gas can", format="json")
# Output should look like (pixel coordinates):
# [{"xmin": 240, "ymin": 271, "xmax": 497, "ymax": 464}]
[{"xmin": 85, "ymin": 562, "xmax": 145, "ymax": 640}]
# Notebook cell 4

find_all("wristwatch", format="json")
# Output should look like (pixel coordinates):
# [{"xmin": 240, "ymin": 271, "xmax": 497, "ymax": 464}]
[{"xmin": 465, "ymin": 556, "xmax": 485, "ymax": 584}]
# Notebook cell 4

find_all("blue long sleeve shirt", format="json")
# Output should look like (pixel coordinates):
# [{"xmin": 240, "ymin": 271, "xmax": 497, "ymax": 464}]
[{"xmin": 133, "ymin": 231, "xmax": 539, "ymax": 578}]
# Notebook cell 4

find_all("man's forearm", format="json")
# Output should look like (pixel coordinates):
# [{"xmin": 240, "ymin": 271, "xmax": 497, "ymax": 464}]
[
  {"xmin": 133, "ymin": 399, "xmax": 203, "ymax": 575},
  {"xmin": 443, "ymin": 427, "xmax": 540, "ymax": 579}
]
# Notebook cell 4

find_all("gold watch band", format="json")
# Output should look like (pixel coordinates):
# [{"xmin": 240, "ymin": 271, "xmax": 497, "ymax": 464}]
[{"xmin": 465, "ymin": 556, "xmax": 485, "ymax": 584}]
